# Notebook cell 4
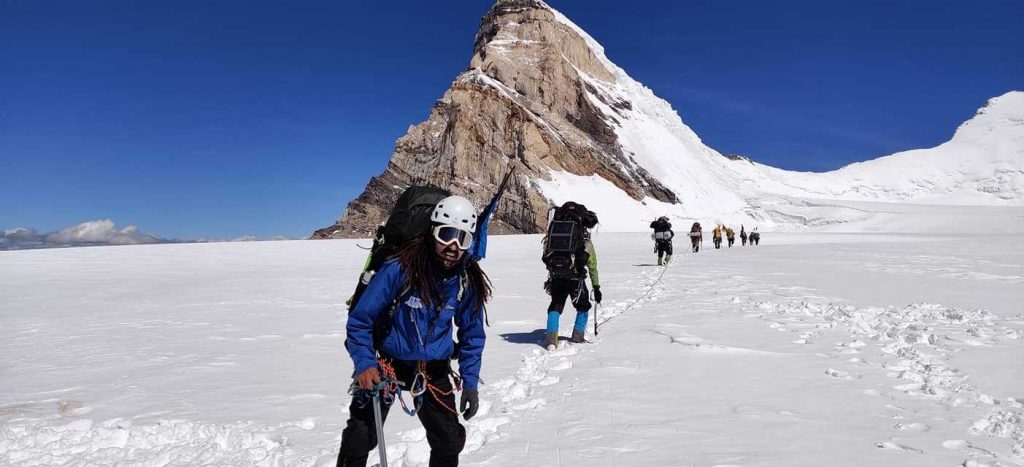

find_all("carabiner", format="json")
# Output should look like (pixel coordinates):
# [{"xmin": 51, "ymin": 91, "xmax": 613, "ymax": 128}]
[{"xmin": 409, "ymin": 371, "xmax": 427, "ymax": 398}]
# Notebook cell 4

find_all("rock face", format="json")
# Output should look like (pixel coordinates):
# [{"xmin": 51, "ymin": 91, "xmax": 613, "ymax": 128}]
[{"xmin": 313, "ymin": 0, "xmax": 678, "ymax": 239}]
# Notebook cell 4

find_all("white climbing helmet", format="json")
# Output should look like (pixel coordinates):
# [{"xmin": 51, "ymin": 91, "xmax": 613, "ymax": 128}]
[{"xmin": 431, "ymin": 195, "xmax": 478, "ymax": 233}]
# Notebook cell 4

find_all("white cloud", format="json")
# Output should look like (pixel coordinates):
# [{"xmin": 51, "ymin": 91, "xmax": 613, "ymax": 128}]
[
  {"xmin": 0, "ymin": 220, "xmax": 165, "ymax": 250},
  {"xmin": 1, "ymin": 220, "xmax": 290, "ymax": 250},
  {"xmin": 42, "ymin": 219, "xmax": 163, "ymax": 246},
  {"xmin": 2, "ymin": 227, "xmax": 41, "ymax": 242}
]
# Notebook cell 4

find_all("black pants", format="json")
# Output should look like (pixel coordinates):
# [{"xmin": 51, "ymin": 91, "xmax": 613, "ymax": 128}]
[
  {"xmin": 691, "ymin": 237, "xmax": 700, "ymax": 252},
  {"xmin": 548, "ymin": 277, "xmax": 590, "ymax": 313},
  {"xmin": 727, "ymin": 237, "xmax": 734, "ymax": 247},
  {"xmin": 656, "ymin": 240, "xmax": 673, "ymax": 258},
  {"xmin": 741, "ymin": 236, "xmax": 747, "ymax": 245},
  {"xmin": 714, "ymin": 238, "xmax": 722, "ymax": 249},
  {"xmin": 337, "ymin": 359, "xmax": 465, "ymax": 467}
]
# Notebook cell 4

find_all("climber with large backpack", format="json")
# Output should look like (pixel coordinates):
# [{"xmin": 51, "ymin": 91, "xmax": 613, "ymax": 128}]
[
  {"xmin": 689, "ymin": 222, "xmax": 703, "ymax": 253},
  {"xmin": 346, "ymin": 164, "xmax": 513, "ymax": 311},
  {"xmin": 338, "ymin": 194, "xmax": 491, "ymax": 467},
  {"xmin": 346, "ymin": 187, "xmax": 451, "ymax": 310},
  {"xmin": 541, "ymin": 201, "xmax": 601, "ymax": 349},
  {"xmin": 649, "ymin": 216, "xmax": 674, "ymax": 265},
  {"xmin": 749, "ymin": 227, "xmax": 761, "ymax": 246}
]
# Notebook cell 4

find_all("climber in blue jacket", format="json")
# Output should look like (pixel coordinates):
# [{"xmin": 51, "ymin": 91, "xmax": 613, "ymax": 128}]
[{"xmin": 338, "ymin": 195, "xmax": 491, "ymax": 467}]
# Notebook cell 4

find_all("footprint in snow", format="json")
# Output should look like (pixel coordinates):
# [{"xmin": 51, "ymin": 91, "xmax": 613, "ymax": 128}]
[
  {"xmin": 601, "ymin": 360, "xmax": 640, "ymax": 371},
  {"xmin": 894, "ymin": 422, "xmax": 931, "ymax": 432},
  {"xmin": 549, "ymin": 360, "xmax": 572, "ymax": 371},
  {"xmin": 942, "ymin": 439, "xmax": 998, "ymax": 458},
  {"xmin": 825, "ymin": 368, "xmax": 860, "ymax": 380},
  {"xmin": 510, "ymin": 399, "xmax": 546, "ymax": 411},
  {"xmin": 942, "ymin": 439, "xmax": 969, "ymax": 449},
  {"xmin": 733, "ymin": 404, "xmax": 803, "ymax": 421},
  {"xmin": 239, "ymin": 334, "xmax": 283, "ymax": 341},
  {"xmin": 654, "ymin": 329, "xmax": 772, "ymax": 354},
  {"xmin": 876, "ymin": 441, "xmax": 924, "ymax": 454},
  {"xmin": 538, "ymin": 376, "xmax": 559, "ymax": 386}
]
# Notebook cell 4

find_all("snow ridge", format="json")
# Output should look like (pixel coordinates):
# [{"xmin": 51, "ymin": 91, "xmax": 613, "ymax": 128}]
[{"xmin": 535, "ymin": 1, "xmax": 1024, "ymax": 228}]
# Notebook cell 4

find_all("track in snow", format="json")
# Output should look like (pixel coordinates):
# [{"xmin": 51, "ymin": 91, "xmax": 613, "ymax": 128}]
[{"xmin": 366, "ymin": 263, "xmax": 675, "ymax": 467}]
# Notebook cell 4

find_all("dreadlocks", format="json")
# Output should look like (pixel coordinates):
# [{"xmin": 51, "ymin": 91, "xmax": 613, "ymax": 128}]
[{"xmin": 394, "ymin": 236, "xmax": 492, "ymax": 312}]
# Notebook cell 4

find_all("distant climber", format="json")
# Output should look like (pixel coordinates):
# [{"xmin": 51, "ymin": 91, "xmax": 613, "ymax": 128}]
[
  {"xmin": 650, "ymin": 216, "xmax": 674, "ymax": 266},
  {"xmin": 740, "ymin": 225, "xmax": 748, "ymax": 246},
  {"xmin": 712, "ymin": 225, "xmax": 723, "ymax": 249},
  {"xmin": 689, "ymin": 222, "xmax": 703, "ymax": 253},
  {"xmin": 726, "ymin": 226, "xmax": 735, "ymax": 248},
  {"xmin": 749, "ymin": 228, "xmax": 761, "ymax": 246}
]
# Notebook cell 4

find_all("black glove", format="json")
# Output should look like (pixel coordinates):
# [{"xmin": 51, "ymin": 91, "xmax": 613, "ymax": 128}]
[
  {"xmin": 593, "ymin": 286, "xmax": 602, "ymax": 304},
  {"xmin": 543, "ymin": 279, "xmax": 551, "ymax": 296},
  {"xmin": 460, "ymin": 388, "xmax": 479, "ymax": 420}
]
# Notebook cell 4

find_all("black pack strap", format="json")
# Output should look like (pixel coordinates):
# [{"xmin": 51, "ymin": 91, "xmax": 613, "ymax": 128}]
[{"xmin": 457, "ymin": 271, "xmax": 467, "ymax": 301}]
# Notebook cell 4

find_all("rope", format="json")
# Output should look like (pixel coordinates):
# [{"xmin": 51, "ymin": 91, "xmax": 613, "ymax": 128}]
[
  {"xmin": 426, "ymin": 382, "xmax": 461, "ymax": 417},
  {"xmin": 378, "ymin": 359, "xmax": 398, "ymax": 388},
  {"xmin": 595, "ymin": 259, "xmax": 671, "ymax": 329}
]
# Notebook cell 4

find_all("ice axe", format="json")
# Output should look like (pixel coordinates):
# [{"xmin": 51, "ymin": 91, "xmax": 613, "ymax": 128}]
[
  {"xmin": 372, "ymin": 392, "xmax": 387, "ymax": 467},
  {"xmin": 348, "ymin": 377, "xmax": 394, "ymax": 467}
]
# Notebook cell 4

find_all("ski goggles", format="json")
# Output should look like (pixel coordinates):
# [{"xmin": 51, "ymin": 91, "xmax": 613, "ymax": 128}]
[{"xmin": 432, "ymin": 225, "xmax": 473, "ymax": 251}]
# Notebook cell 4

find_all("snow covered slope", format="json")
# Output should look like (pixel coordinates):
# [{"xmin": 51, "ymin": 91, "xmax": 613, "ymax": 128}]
[
  {"xmin": 535, "ymin": 2, "xmax": 1023, "ymax": 229},
  {"xmin": 733, "ymin": 91, "xmax": 1024, "ymax": 205},
  {"xmin": 2, "ymin": 232, "xmax": 1022, "ymax": 466}
]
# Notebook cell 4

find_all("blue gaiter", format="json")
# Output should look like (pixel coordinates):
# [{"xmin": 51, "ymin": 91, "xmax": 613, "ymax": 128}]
[
  {"xmin": 574, "ymin": 311, "xmax": 589, "ymax": 333},
  {"xmin": 546, "ymin": 311, "xmax": 560, "ymax": 334}
]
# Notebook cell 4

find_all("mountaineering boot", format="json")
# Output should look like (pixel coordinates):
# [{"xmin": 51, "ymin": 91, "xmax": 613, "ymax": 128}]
[
  {"xmin": 665, "ymin": 254, "xmax": 671, "ymax": 264},
  {"xmin": 545, "ymin": 311, "xmax": 560, "ymax": 350},
  {"xmin": 657, "ymin": 256, "xmax": 663, "ymax": 266},
  {"xmin": 545, "ymin": 332, "xmax": 559, "ymax": 350},
  {"xmin": 571, "ymin": 329, "xmax": 586, "ymax": 343}
]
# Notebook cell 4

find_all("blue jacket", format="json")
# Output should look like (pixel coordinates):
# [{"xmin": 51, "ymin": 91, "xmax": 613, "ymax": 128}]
[{"xmin": 346, "ymin": 259, "xmax": 486, "ymax": 390}]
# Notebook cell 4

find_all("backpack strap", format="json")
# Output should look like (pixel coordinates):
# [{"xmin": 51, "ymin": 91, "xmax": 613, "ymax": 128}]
[
  {"xmin": 457, "ymin": 271, "xmax": 467, "ymax": 302},
  {"xmin": 373, "ymin": 284, "xmax": 410, "ymax": 350}
]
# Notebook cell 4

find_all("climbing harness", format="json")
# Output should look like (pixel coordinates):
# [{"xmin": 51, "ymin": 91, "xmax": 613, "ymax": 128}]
[{"xmin": 372, "ymin": 358, "xmax": 462, "ymax": 418}]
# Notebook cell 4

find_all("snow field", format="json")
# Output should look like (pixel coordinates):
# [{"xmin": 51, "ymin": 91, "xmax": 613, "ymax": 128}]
[
  {"xmin": 1, "ymin": 418, "xmax": 309, "ymax": 466},
  {"xmin": 462, "ymin": 233, "xmax": 1023, "ymax": 466},
  {"xmin": 1, "ymin": 232, "xmax": 1022, "ymax": 466}
]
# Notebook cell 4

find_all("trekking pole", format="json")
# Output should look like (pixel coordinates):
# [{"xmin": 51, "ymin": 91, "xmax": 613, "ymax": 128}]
[
  {"xmin": 593, "ymin": 302, "xmax": 600, "ymax": 336},
  {"xmin": 372, "ymin": 391, "xmax": 388, "ymax": 467}
]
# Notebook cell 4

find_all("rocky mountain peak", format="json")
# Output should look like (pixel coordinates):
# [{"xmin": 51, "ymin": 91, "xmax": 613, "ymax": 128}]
[{"xmin": 312, "ymin": 0, "xmax": 678, "ymax": 239}]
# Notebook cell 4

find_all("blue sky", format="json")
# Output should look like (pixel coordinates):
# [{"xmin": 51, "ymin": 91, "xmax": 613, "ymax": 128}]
[{"xmin": 1, "ymin": 0, "xmax": 1021, "ymax": 239}]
